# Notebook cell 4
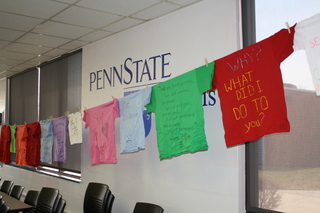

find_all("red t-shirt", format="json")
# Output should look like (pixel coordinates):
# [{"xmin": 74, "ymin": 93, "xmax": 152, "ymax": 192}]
[
  {"xmin": 0, "ymin": 125, "xmax": 11, "ymax": 164},
  {"xmin": 211, "ymin": 26, "xmax": 295, "ymax": 147},
  {"xmin": 26, "ymin": 122, "xmax": 41, "ymax": 167},
  {"xmin": 16, "ymin": 124, "xmax": 28, "ymax": 166}
]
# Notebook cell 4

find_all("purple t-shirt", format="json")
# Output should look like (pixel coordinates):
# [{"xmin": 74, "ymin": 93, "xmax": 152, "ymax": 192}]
[{"xmin": 52, "ymin": 116, "xmax": 68, "ymax": 163}]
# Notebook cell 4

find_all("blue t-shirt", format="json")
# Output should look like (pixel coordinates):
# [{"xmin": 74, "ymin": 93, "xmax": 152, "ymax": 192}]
[
  {"xmin": 118, "ymin": 88, "xmax": 151, "ymax": 153},
  {"xmin": 40, "ymin": 119, "xmax": 53, "ymax": 164}
]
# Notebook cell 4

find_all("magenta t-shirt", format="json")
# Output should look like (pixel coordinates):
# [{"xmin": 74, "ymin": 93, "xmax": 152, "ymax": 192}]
[
  {"xmin": 52, "ymin": 116, "xmax": 68, "ymax": 163},
  {"xmin": 83, "ymin": 99, "xmax": 119, "ymax": 165}
]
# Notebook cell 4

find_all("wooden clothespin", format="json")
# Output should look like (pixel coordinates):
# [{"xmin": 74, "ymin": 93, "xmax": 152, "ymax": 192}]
[
  {"xmin": 112, "ymin": 96, "xmax": 115, "ymax": 100},
  {"xmin": 146, "ymin": 83, "xmax": 148, "ymax": 89},
  {"xmin": 285, "ymin": 22, "xmax": 291, "ymax": 34},
  {"xmin": 49, "ymin": 115, "xmax": 53, "ymax": 120},
  {"xmin": 78, "ymin": 106, "xmax": 81, "ymax": 112},
  {"xmin": 64, "ymin": 111, "xmax": 69, "ymax": 116},
  {"xmin": 204, "ymin": 57, "xmax": 209, "ymax": 67}
]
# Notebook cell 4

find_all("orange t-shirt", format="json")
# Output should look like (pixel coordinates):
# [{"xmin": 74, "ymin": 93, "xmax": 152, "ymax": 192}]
[{"xmin": 16, "ymin": 124, "xmax": 28, "ymax": 166}]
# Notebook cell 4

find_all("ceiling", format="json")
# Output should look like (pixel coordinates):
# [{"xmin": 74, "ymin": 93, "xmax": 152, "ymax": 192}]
[{"xmin": 0, "ymin": 0, "xmax": 202, "ymax": 79}]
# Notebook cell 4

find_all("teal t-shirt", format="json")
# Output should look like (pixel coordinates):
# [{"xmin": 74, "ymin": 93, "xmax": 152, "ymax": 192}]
[{"xmin": 146, "ymin": 62, "xmax": 214, "ymax": 160}]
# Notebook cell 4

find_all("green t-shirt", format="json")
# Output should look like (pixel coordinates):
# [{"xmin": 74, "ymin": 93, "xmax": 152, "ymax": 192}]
[
  {"xmin": 10, "ymin": 124, "xmax": 16, "ymax": 153},
  {"xmin": 146, "ymin": 62, "xmax": 214, "ymax": 160}
]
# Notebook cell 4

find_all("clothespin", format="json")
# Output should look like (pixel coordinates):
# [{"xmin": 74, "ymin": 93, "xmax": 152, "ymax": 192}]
[
  {"xmin": 285, "ymin": 22, "xmax": 291, "ymax": 34},
  {"xmin": 64, "ymin": 111, "xmax": 69, "ymax": 116},
  {"xmin": 112, "ymin": 96, "xmax": 115, "ymax": 100},
  {"xmin": 146, "ymin": 83, "xmax": 148, "ymax": 89},
  {"xmin": 78, "ymin": 106, "xmax": 81, "ymax": 112},
  {"xmin": 24, "ymin": 121, "xmax": 27, "ymax": 124},
  {"xmin": 49, "ymin": 115, "xmax": 53, "ymax": 120},
  {"xmin": 204, "ymin": 57, "xmax": 208, "ymax": 67}
]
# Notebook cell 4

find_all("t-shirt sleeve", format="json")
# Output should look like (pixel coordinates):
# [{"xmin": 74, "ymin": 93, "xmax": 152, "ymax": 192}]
[
  {"xmin": 272, "ymin": 25, "xmax": 296, "ymax": 63},
  {"xmin": 197, "ymin": 61, "xmax": 214, "ymax": 93},
  {"xmin": 83, "ymin": 110, "xmax": 90, "ymax": 128},
  {"xmin": 143, "ymin": 87, "xmax": 152, "ymax": 106},
  {"xmin": 146, "ymin": 87, "xmax": 156, "ymax": 113},
  {"xmin": 293, "ymin": 23, "xmax": 306, "ymax": 51},
  {"xmin": 113, "ymin": 99, "xmax": 120, "ymax": 118}
]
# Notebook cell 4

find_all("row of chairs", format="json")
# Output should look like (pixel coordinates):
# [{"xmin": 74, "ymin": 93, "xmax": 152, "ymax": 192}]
[
  {"xmin": 0, "ymin": 195, "xmax": 10, "ymax": 213},
  {"xmin": 84, "ymin": 182, "xmax": 164, "ymax": 213},
  {"xmin": 0, "ymin": 178, "xmax": 65, "ymax": 213}
]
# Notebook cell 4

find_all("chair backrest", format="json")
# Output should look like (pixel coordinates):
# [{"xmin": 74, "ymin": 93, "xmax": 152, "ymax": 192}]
[
  {"xmin": 106, "ymin": 193, "xmax": 115, "ymax": 213},
  {"xmin": 24, "ymin": 190, "xmax": 40, "ymax": 207},
  {"xmin": 0, "ymin": 205, "xmax": 10, "ymax": 213},
  {"xmin": 55, "ymin": 198, "xmax": 66, "ymax": 213},
  {"xmin": 133, "ymin": 202, "xmax": 164, "ymax": 213},
  {"xmin": 0, "ymin": 181, "xmax": 14, "ymax": 194},
  {"xmin": 35, "ymin": 187, "xmax": 59, "ymax": 213},
  {"xmin": 9, "ymin": 185, "xmax": 25, "ymax": 200},
  {"xmin": 52, "ymin": 194, "xmax": 61, "ymax": 213},
  {"xmin": 83, "ymin": 182, "xmax": 109, "ymax": 213},
  {"xmin": 0, "ymin": 200, "xmax": 5, "ymax": 209}
]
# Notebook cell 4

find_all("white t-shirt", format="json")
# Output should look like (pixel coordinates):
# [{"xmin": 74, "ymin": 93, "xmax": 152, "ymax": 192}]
[
  {"xmin": 68, "ymin": 112, "xmax": 83, "ymax": 145},
  {"xmin": 294, "ymin": 13, "xmax": 320, "ymax": 95}
]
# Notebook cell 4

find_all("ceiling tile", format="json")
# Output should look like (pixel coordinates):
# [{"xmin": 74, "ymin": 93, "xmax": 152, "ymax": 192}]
[
  {"xmin": 131, "ymin": 2, "xmax": 181, "ymax": 20},
  {"xmin": 43, "ymin": 48, "xmax": 69, "ymax": 57},
  {"xmin": 168, "ymin": 0, "xmax": 201, "ymax": 6},
  {"xmin": 76, "ymin": 0, "xmax": 161, "ymax": 16},
  {"xmin": 79, "ymin": 30, "xmax": 113, "ymax": 42},
  {"xmin": 59, "ymin": 40, "xmax": 89, "ymax": 50},
  {"xmin": 4, "ymin": 43, "xmax": 52, "ymax": 55},
  {"xmin": 103, "ymin": 18, "xmax": 144, "ymax": 33},
  {"xmin": 0, "ymin": 12, "xmax": 43, "ymax": 31},
  {"xmin": 0, "ymin": 58, "xmax": 23, "ymax": 66},
  {"xmin": 0, "ymin": 0, "xmax": 69, "ymax": 19},
  {"xmin": 0, "ymin": 28, "xmax": 25, "ymax": 41},
  {"xmin": 53, "ymin": 0, "xmax": 78, "ymax": 4},
  {"xmin": 52, "ymin": 6, "xmax": 122, "ymax": 29},
  {"xmin": 16, "ymin": 33, "xmax": 71, "ymax": 47},
  {"xmin": 31, "ymin": 55, "xmax": 53, "ymax": 63},
  {"xmin": 0, "ymin": 41, "xmax": 10, "ymax": 49},
  {"xmin": 0, "ymin": 50, "xmax": 36, "ymax": 61},
  {"xmin": 32, "ymin": 21, "xmax": 94, "ymax": 39}
]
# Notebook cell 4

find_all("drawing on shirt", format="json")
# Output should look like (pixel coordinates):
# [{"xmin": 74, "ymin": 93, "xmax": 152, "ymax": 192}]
[{"xmin": 101, "ymin": 122, "xmax": 109, "ymax": 139}]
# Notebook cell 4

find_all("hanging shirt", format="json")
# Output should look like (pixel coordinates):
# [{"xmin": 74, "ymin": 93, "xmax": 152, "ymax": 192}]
[
  {"xmin": 293, "ymin": 13, "xmax": 320, "ymax": 95},
  {"xmin": 40, "ymin": 119, "xmax": 54, "ymax": 164},
  {"xmin": 52, "ymin": 116, "xmax": 68, "ymax": 163},
  {"xmin": 68, "ymin": 112, "xmax": 83, "ymax": 145},
  {"xmin": 211, "ymin": 26, "xmax": 295, "ymax": 147},
  {"xmin": 83, "ymin": 99, "xmax": 119, "ymax": 165},
  {"xmin": 9, "ymin": 125, "xmax": 16, "ymax": 153},
  {"xmin": 118, "ymin": 88, "xmax": 151, "ymax": 153},
  {"xmin": 0, "ymin": 125, "xmax": 11, "ymax": 164},
  {"xmin": 16, "ymin": 124, "xmax": 28, "ymax": 166},
  {"xmin": 26, "ymin": 122, "xmax": 41, "ymax": 167},
  {"xmin": 146, "ymin": 62, "xmax": 214, "ymax": 160}
]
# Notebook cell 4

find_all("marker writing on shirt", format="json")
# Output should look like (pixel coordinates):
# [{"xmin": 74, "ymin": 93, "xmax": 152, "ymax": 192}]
[
  {"xmin": 310, "ymin": 36, "xmax": 320, "ymax": 48},
  {"xmin": 227, "ymin": 46, "xmax": 262, "ymax": 71}
]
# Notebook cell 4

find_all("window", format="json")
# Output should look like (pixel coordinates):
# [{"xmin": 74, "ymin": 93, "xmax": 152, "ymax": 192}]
[
  {"xmin": 246, "ymin": 0, "xmax": 320, "ymax": 212},
  {"xmin": 8, "ymin": 50, "xmax": 82, "ymax": 182}
]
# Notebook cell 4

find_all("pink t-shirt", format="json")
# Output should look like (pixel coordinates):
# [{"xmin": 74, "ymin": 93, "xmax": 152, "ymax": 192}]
[{"xmin": 83, "ymin": 99, "xmax": 119, "ymax": 165}]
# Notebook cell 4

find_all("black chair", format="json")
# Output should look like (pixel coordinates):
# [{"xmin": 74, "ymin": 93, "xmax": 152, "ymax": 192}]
[
  {"xmin": 34, "ymin": 187, "xmax": 59, "ymax": 213},
  {"xmin": 23, "ymin": 190, "xmax": 39, "ymax": 213},
  {"xmin": 0, "ymin": 205, "xmax": 10, "ymax": 213},
  {"xmin": 52, "ymin": 194, "xmax": 61, "ymax": 213},
  {"xmin": 0, "ymin": 181, "xmax": 14, "ymax": 194},
  {"xmin": 9, "ymin": 185, "xmax": 25, "ymax": 200},
  {"xmin": 0, "ymin": 200, "xmax": 5, "ymax": 209},
  {"xmin": 133, "ymin": 202, "xmax": 164, "ymax": 213},
  {"xmin": 106, "ymin": 193, "xmax": 114, "ymax": 213},
  {"xmin": 83, "ymin": 182, "xmax": 112, "ymax": 213},
  {"xmin": 55, "ymin": 198, "xmax": 66, "ymax": 213}
]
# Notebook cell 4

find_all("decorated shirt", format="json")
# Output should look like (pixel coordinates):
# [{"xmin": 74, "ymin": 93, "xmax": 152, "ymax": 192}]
[
  {"xmin": 40, "ymin": 119, "xmax": 54, "ymax": 164},
  {"xmin": 0, "ymin": 125, "xmax": 11, "ymax": 164},
  {"xmin": 52, "ymin": 116, "xmax": 68, "ymax": 163},
  {"xmin": 146, "ymin": 62, "xmax": 214, "ymax": 160},
  {"xmin": 293, "ymin": 13, "xmax": 320, "ymax": 95},
  {"xmin": 10, "ymin": 125, "xmax": 17, "ymax": 153},
  {"xmin": 68, "ymin": 112, "xmax": 82, "ymax": 145},
  {"xmin": 83, "ymin": 99, "xmax": 119, "ymax": 165},
  {"xmin": 211, "ymin": 26, "xmax": 295, "ymax": 147},
  {"xmin": 26, "ymin": 122, "xmax": 41, "ymax": 167},
  {"xmin": 16, "ymin": 124, "xmax": 28, "ymax": 166},
  {"xmin": 118, "ymin": 88, "xmax": 151, "ymax": 153}
]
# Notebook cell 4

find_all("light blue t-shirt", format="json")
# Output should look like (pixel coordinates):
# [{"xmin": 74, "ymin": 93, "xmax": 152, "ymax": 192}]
[
  {"xmin": 118, "ymin": 88, "xmax": 151, "ymax": 153},
  {"xmin": 40, "ymin": 119, "xmax": 53, "ymax": 164}
]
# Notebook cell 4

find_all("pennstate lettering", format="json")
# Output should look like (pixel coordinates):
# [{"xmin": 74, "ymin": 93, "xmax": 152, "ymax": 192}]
[{"xmin": 89, "ymin": 53, "xmax": 172, "ymax": 91}]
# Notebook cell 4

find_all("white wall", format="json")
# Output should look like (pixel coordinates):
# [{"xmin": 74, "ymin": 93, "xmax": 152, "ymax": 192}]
[{"xmin": 0, "ymin": 1, "xmax": 245, "ymax": 212}]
